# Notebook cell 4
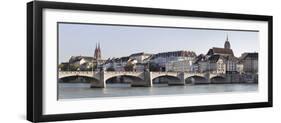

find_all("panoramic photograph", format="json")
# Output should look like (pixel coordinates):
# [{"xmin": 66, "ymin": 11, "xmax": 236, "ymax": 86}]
[{"xmin": 58, "ymin": 22, "xmax": 259, "ymax": 99}]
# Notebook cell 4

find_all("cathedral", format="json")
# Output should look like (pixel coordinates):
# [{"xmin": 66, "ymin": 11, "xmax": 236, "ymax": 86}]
[
  {"xmin": 94, "ymin": 42, "xmax": 106, "ymax": 70},
  {"xmin": 224, "ymin": 35, "xmax": 231, "ymax": 49},
  {"xmin": 202, "ymin": 35, "xmax": 238, "ymax": 74},
  {"xmin": 94, "ymin": 42, "xmax": 102, "ymax": 60},
  {"xmin": 206, "ymin": 35, "xmax": 234, "ymax": 56}
]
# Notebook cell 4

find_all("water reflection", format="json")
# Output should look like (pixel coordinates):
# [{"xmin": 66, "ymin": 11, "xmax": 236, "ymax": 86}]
[{"xmin": 58, "ymin": 83, "xmax": 258, "ymax": 99}]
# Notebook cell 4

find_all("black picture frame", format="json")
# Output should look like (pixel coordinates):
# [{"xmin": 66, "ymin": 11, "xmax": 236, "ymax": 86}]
[{"xmin": 27, "ymin": 1, "xmax": 273, "ymax": 122}]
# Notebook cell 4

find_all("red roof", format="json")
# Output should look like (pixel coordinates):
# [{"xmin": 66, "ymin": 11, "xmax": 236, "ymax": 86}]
[{"xmin": 207, "ymin": 47, "xmax": 234, "ymax": 56}]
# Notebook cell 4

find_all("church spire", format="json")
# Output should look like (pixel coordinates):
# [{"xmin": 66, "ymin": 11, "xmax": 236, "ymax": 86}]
[
  {"xmin": 98, "ymin": 42, "xmax": 100, "ymax": 52},
  {"xmin": 224, "ymin": 34, "xmax": 231, "ymax": 49},
  {"xmin": 94, "ymin": 42, "xmax": 102, "ymax": 60},
  {"xmin": 96, "ymin": 42, "xmax": 98, "ymax": 50},
  {"xmin": 226, "ymin": 34, "xmax": 229, "ymax": 41}
]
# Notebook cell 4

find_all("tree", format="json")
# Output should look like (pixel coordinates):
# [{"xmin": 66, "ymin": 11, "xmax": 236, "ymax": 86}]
[
  {"xmin": 124, "ymin": 63, "xmax": 134, "ymax": 71},
  {"xmin": 87, "ymin": 63, "xmax": 97, "ymax": 71},
  {"xmin": 58, "ymin": 63, "xmax": 70, "ymax": 71},
  {"xmin": 58, "ymin": 64, "xmax": 65, "ymax": 71},
  {"xmin": 69, "ymin": 64, "xmax": 80, "ymax": 71},
  {"xmin": 149, "ymin": 62, "xmax": 161, "ymax": 72},
  {"xmin": 106, "ymin": 67, "xmax": 115, "ymax": 71}
]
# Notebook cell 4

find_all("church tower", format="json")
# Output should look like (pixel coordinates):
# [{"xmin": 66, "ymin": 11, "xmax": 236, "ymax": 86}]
[
  {"xmin": 224, "ymin": 35, "xmax": 231, "ymax": 49},
  {"xmin": 94, "ymin": 42, "xmax": 101, "ymax": 60}
]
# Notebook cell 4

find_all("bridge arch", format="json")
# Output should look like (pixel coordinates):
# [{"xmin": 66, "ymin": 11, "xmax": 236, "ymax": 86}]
[
  {"xmin": 151, "ymin": 72, "xmax": 179, "ymax": 80},
  {"xmin": 105, "ymin": 75, "xmax": 144, "ymax": 83},
  {"xmin": 59, "ymin": 71, "xmax": 100, "ymax": 80},
  {"xmin": 59, "ymin": 75, "xmax": 100, "ymax": 83},
  {"xmin": 152, "ymin": 75, "xmax": 181, "ymax": 84},
  {"xmin": 210, "ymin": 76, "xmax": 227, "ymax": 83},
  {"xmin": 185, "ymin": 76, "xmax": 208, "ymax": 84},
  {"xmin": 103, "ymin": 72, "xmax": 143, "ymax": 82}
]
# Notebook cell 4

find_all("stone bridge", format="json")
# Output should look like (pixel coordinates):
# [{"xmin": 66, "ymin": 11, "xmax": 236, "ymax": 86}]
[{"xmin": 59, "ymin": 71, "xmax": 226, "ymax": 88}]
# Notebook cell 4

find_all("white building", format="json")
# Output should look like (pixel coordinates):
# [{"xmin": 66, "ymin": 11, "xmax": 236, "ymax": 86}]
[
  {"xmin": 103, "ymin": 57, "xmax": 129, "ymax": 71},
  {"xmin": 208, "ymin": 55, "xmax": 226, "ymax": 74},
  {"xmin": 197, "ymin": 35, "xmax": 238, "ymax": 74},
  {"xmin": 113, "ymin": 57, "xmax": 129, "ymax": 71},
  {"xmin": 193, "ymin": 54, "xmax": 208, "ymax": 73},
  {"xmin": 236, "ymin": 63, "xmax": 244, "ymax": 74},
  {"xmin": 217, "ymin": 58, "xmax": 226, "ymax": 74},
  {"xmin": 69, "ymin": 56, "xmax": 94, "ymax": 66},
  {"xmin": 150, "ymin": 50, "xmax": 196, "ymax": 70},
  {"xmin": 194, "ymin": 53, "xmax": 237, "ymax": 74},
  {"xmin": 165, "ymin": 60, "xmax": 194, "ymax": 72},
  {"xmin": 129, "ymin": 52, "xmax": 152, "ymax": 63},
  {"xmin": 68, "ymin": 56, "xmax": 94, "ymax": 71}
]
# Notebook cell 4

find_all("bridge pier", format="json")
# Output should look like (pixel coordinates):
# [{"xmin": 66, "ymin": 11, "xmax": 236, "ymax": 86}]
[
  {"xmin": 131, "ymin": 71, "xmax": 153, "ymax": 87},
  {"xmin": 168, "ymin": 72, "xmax": 185, "ymax": 86},
  {"xmin": 90, "ymin": 71, "xmax": 106, "ymax": 88},
  {"xmin": 90, "ymin": 80, "xmax": 105, "ymax": 88}
]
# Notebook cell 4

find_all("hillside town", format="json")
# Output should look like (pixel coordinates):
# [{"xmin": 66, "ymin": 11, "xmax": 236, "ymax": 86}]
[{"xmin": 59, "ymin": 36, "xmax": 258, "ymax": 83}]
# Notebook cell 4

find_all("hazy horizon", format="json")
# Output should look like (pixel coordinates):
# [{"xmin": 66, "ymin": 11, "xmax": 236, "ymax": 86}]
[{"xmin": 58, "ymin": 23, "xmax": 259, "ymax": 63}]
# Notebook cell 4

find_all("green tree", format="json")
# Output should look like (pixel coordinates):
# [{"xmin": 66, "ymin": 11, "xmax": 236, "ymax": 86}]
[
  {"xmin": 58, "ymin": 63, "xmax": 70, "ymax": 71},
  {"xmin": 85, "ymin": 63, "xmax": 97, "ymax": 71},
  {"xmin": 69, "ymin": 64, "xmax": 80, "ymax": 71},
  {"xmin": 124, "ymin": 63, "xmax": 134, "ymax": 71},
  {"xmin": 106, "ymin": 67, "xmax": 115, "ymax": 71},
  {"xmin": 149, "ymin": 62, "xmax": 161, "ymax": 72},
  {"xmin": 58, "ymin": 64, "xmax": 65, "ymax": 70}
]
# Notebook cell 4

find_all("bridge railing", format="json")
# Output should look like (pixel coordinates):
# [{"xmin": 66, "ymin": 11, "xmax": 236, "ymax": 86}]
[
  {"xmin": 105, "ymin": 71, "xmax": 143, "ymax": 74},
  {"xmin": 59, "ymin": 71, "xmax": 225, "ymax": 76},
  {"xmin": 59, "ymin": 71, "xmax": 96, "ymax": 74},
  {"xmin": 151, "ymin": 71, "xmax": 181, "ymax": 74}
]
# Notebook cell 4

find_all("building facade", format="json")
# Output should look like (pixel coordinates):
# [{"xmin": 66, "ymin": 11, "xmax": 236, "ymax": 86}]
[
  {"xmin": 208, "ymin": 55, "xmax": 226, "ymax": 74},
  {"xmin": 150, "ymin": 50, "xmax": 196, "ymax": 71},
  {"xmin": 67, "ymin": 56, "xmax": 95, "ymax": 71},
  {"xmin": 240, "ymin": 53, "xmax": 258, "ymax": 73},
  {"xmin": 129, "ymin": 52, "xmax": 152, "ymax": 63},
  {"xmin": 193, "ymin": 35, "xmax": 239, "ymax": 74},
  {"xmin": 165, "ymin": 59, "xmax": 194, "ymax": 72}
]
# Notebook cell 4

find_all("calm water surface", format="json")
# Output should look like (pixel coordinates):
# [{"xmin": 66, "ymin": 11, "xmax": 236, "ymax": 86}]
[{"xmin": 58, "ymin": 83, "xmax": 258, "ymax": 99}]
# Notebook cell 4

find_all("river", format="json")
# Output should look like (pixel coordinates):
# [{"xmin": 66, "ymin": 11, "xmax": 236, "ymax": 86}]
[{"xmin": 58, "ymin": 83, "xmax": 258, "ymax": 99}]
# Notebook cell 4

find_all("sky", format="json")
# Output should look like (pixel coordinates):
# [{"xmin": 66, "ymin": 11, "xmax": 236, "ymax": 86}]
[{"xmin": 58, "ymin": 23, "xmax": 259, "ymax": 63}]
